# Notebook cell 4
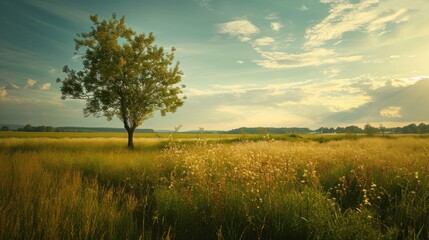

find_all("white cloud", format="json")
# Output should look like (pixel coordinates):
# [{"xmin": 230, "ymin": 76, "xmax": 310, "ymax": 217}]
[
  {"xmin": 39, "ymin": 83, "xmax": 51, "ymax": 91},
  {"xmin": 185, "ymin": 88, "xmax": 219, "ymax": 97},
  {"xmin": 237, "ymin": 60, "xmax": 244, "ymax": 64},
  {"xmin": 320, "ymin": 0, "xmax": 344, "ymax": 3},
  {"xmin": 6, "ymin": 82, "xmax": 20, "ymax": 90},
  {"xmin": 323, "ymin": 68, "xmax": 341, "ymax": 78},
  {"xmin": 390, "ymin": 76, "xmax": 429, "ymax": 87},
  {"xmin": 48, "ymin": 68, "xmax": 56, "ymax": 74},
  {"xmin": 270, "ymin": 22, "xmax": 282, "ymax": 31},
  {"xmin": 333, "ymin": 40, "xmax": 343, "ymax": 46},
  {"xmin": 239, "ymin": 36, "xmax": 251, "ymax": 42},
  {"xmin": 26, "ymin": 79, "xmax": 37, "ymax": 88},
  {"xmin": 408, "ymin": 75, "xmax": 429, "ymax": 81},
  {"xmin": 185, "ymin": 84, "xmax": 251, "ymax": 97},
  {"xmin": 380, "ymin": 106, "xmax": 402, "ymax": 118},
  {"xmin": 197, "ymin": 0, "xmax": 211, "ymax": 9},
  {"xmin": 367, "ymin": 8, "xmax": 407, "ymax": 32},
  {"xmin": 0, "ymin": 86, "xmax": 8, "ymax": 98},
  {"xmin": 218, "ymin": 20, "xmax": 260, "ymax": 41},
  {"xmin": 299, "ymin": 5, "xmax": 309, "ymax": 11},
  {"xmin": 71, "ymin": 54, "xmax": 81, "ymax": 62},
  {"xmin": 254, "ymin": 37, "xmax": 275, "ymax": 46},
  {"xmin": 265, "ymin": 13, "xmax": 279, "ymax": 20},
  {"xmin": 4, "ymin": 80, "xmax": 55, "ymax": 92},
  {"xmin": 305, "ymin": 0, "xmax": 410, "ymax": 47},
  {"xmin": 297, "ymin": 79, "xmax": 370, "ymax": 112},
  {"xmin": 254, "ymin": 48, "xmax": 362, "ymax": 69}
]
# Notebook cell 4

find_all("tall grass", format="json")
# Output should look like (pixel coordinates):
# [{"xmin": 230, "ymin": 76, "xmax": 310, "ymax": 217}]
[
  {"xmin": 0, "ymin": 153, "xmax": 139, "ymax": 239},
  {"xmin": 0, "ymin": 138, "xmax": 158, "ymax": 239},
  {"xmin": 0, "ymin": 136, "xmax": 428, "ymax": 239},
  {"xmin": 156, "ymin": 138, "xmax": 429, "ymax": 239}
]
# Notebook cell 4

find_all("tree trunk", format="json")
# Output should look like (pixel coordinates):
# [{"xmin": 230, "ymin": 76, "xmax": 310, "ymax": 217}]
[{"xmin": 127, "ymin": 128, "xmax": 135, "ymax": 149}]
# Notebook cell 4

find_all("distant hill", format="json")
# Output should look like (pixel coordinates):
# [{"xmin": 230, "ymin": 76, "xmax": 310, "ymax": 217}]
[
  {"xmin": 0, "ymin": 124, "xmax": 24, "ymax": 130},
  {"xmin": 182, "ymin": 130, "xmax": 222, "ymax": 134},
  {"xmin": 224, "ymin": 127, "xmax": 312, "ymax": 134}
]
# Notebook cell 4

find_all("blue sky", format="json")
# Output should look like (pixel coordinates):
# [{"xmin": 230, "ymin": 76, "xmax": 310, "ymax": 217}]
[{"xmin": 1, "ymin": 0, "xmax": 429, "ymax": 130}]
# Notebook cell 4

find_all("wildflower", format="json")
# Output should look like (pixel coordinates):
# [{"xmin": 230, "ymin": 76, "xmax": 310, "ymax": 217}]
[
  {"xmin": 303, "ymin": 169, "xmax": 308, "ymax": 178},
  {"xmin": 364, "ymin": 198, "xmax": 371, "ymax": 206}
]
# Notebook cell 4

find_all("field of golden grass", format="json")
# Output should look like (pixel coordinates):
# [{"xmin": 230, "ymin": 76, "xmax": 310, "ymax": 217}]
[{"xmin": 0, "ymin": 134, "xmax": 428, "ymax": 239}]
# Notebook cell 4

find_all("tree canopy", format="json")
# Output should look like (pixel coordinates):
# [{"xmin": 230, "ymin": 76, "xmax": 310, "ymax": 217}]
[{"xmin": 57, "ymin": 14, "xmax": 186, "ymax": 148}]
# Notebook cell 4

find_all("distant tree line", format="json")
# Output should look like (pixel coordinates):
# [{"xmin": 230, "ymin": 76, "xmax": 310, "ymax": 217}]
[
  {"xmin": 0, "ymin": 124, "xmax": 155, "ymax": 133},
  {"xmin": 1, "ymin": 123, "xmax": 428, "ymax": 134},
  {"xmin": 224, "ymin": 123, "xmax": 429, "ymax": 135},
  {"xmin": 16, "ymin": 124, "xmax": 56, "ymax": 132},
  {"xmin": 315, "ymin": 123, "xmax": 429, "ymax": 134},
  {"xmin": 1, "ymin": 126, "xmax": 10, "ymax": 131},
  {"xmin": 226, "ymin": 127, "xmax": 312, "ymax": 134}
]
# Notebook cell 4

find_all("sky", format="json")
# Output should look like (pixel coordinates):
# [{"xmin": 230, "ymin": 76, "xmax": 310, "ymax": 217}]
[{"xmin": 1, "ymin": 0, "xmax": 429, "ymax": 131}]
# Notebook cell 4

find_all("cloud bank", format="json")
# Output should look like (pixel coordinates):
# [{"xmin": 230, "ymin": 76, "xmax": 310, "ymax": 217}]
[
  {"xmin": 180, "ymin": 76, "xmax": 429, "ymax": 129},
  {"xmin": 254, "ymin": 48, "xmax": 362, "ymax": 69},
  {"xmin": 327, "ymin": 78, "xmax": 429, "ymax": 124},
  {"xmin": 216, "ymin": 0, "xmax": 427, "ymax": 70},
  {"xmin": 305, "ymin": 0, "xmax": 410, "ymax": 47}
]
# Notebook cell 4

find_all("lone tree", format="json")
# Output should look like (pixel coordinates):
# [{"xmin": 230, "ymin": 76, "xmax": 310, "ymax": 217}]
[{"xmin": 57, "ymin": 14, "xmax": 186, "ymax": 148}]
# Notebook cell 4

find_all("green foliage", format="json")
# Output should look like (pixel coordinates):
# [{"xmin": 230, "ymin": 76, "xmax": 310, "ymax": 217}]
[
  {"xmin": 364, "ymin": 123, "xmax": 379, "ymax": 136},
  {"xmin": 23, "ymin": 124, "xmax": 32, "ymax": 131},
  {"xmin": 56, "ymin": 14, "xmax": 186, "ymax": 148},
  {"xmin": 17, "ymin": 124, "xmax": 55, "ymax": 132}
]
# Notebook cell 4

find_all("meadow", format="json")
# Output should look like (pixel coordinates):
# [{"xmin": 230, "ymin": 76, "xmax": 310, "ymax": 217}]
[{"xmin": 0, "ymin": 132, "xmax": 428, "ymax": 239}]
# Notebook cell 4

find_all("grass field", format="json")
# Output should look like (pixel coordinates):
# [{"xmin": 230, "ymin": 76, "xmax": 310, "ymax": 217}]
[{"xmin": 0, "ymin": 133, "xmax": 428, "ymax": 239}]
